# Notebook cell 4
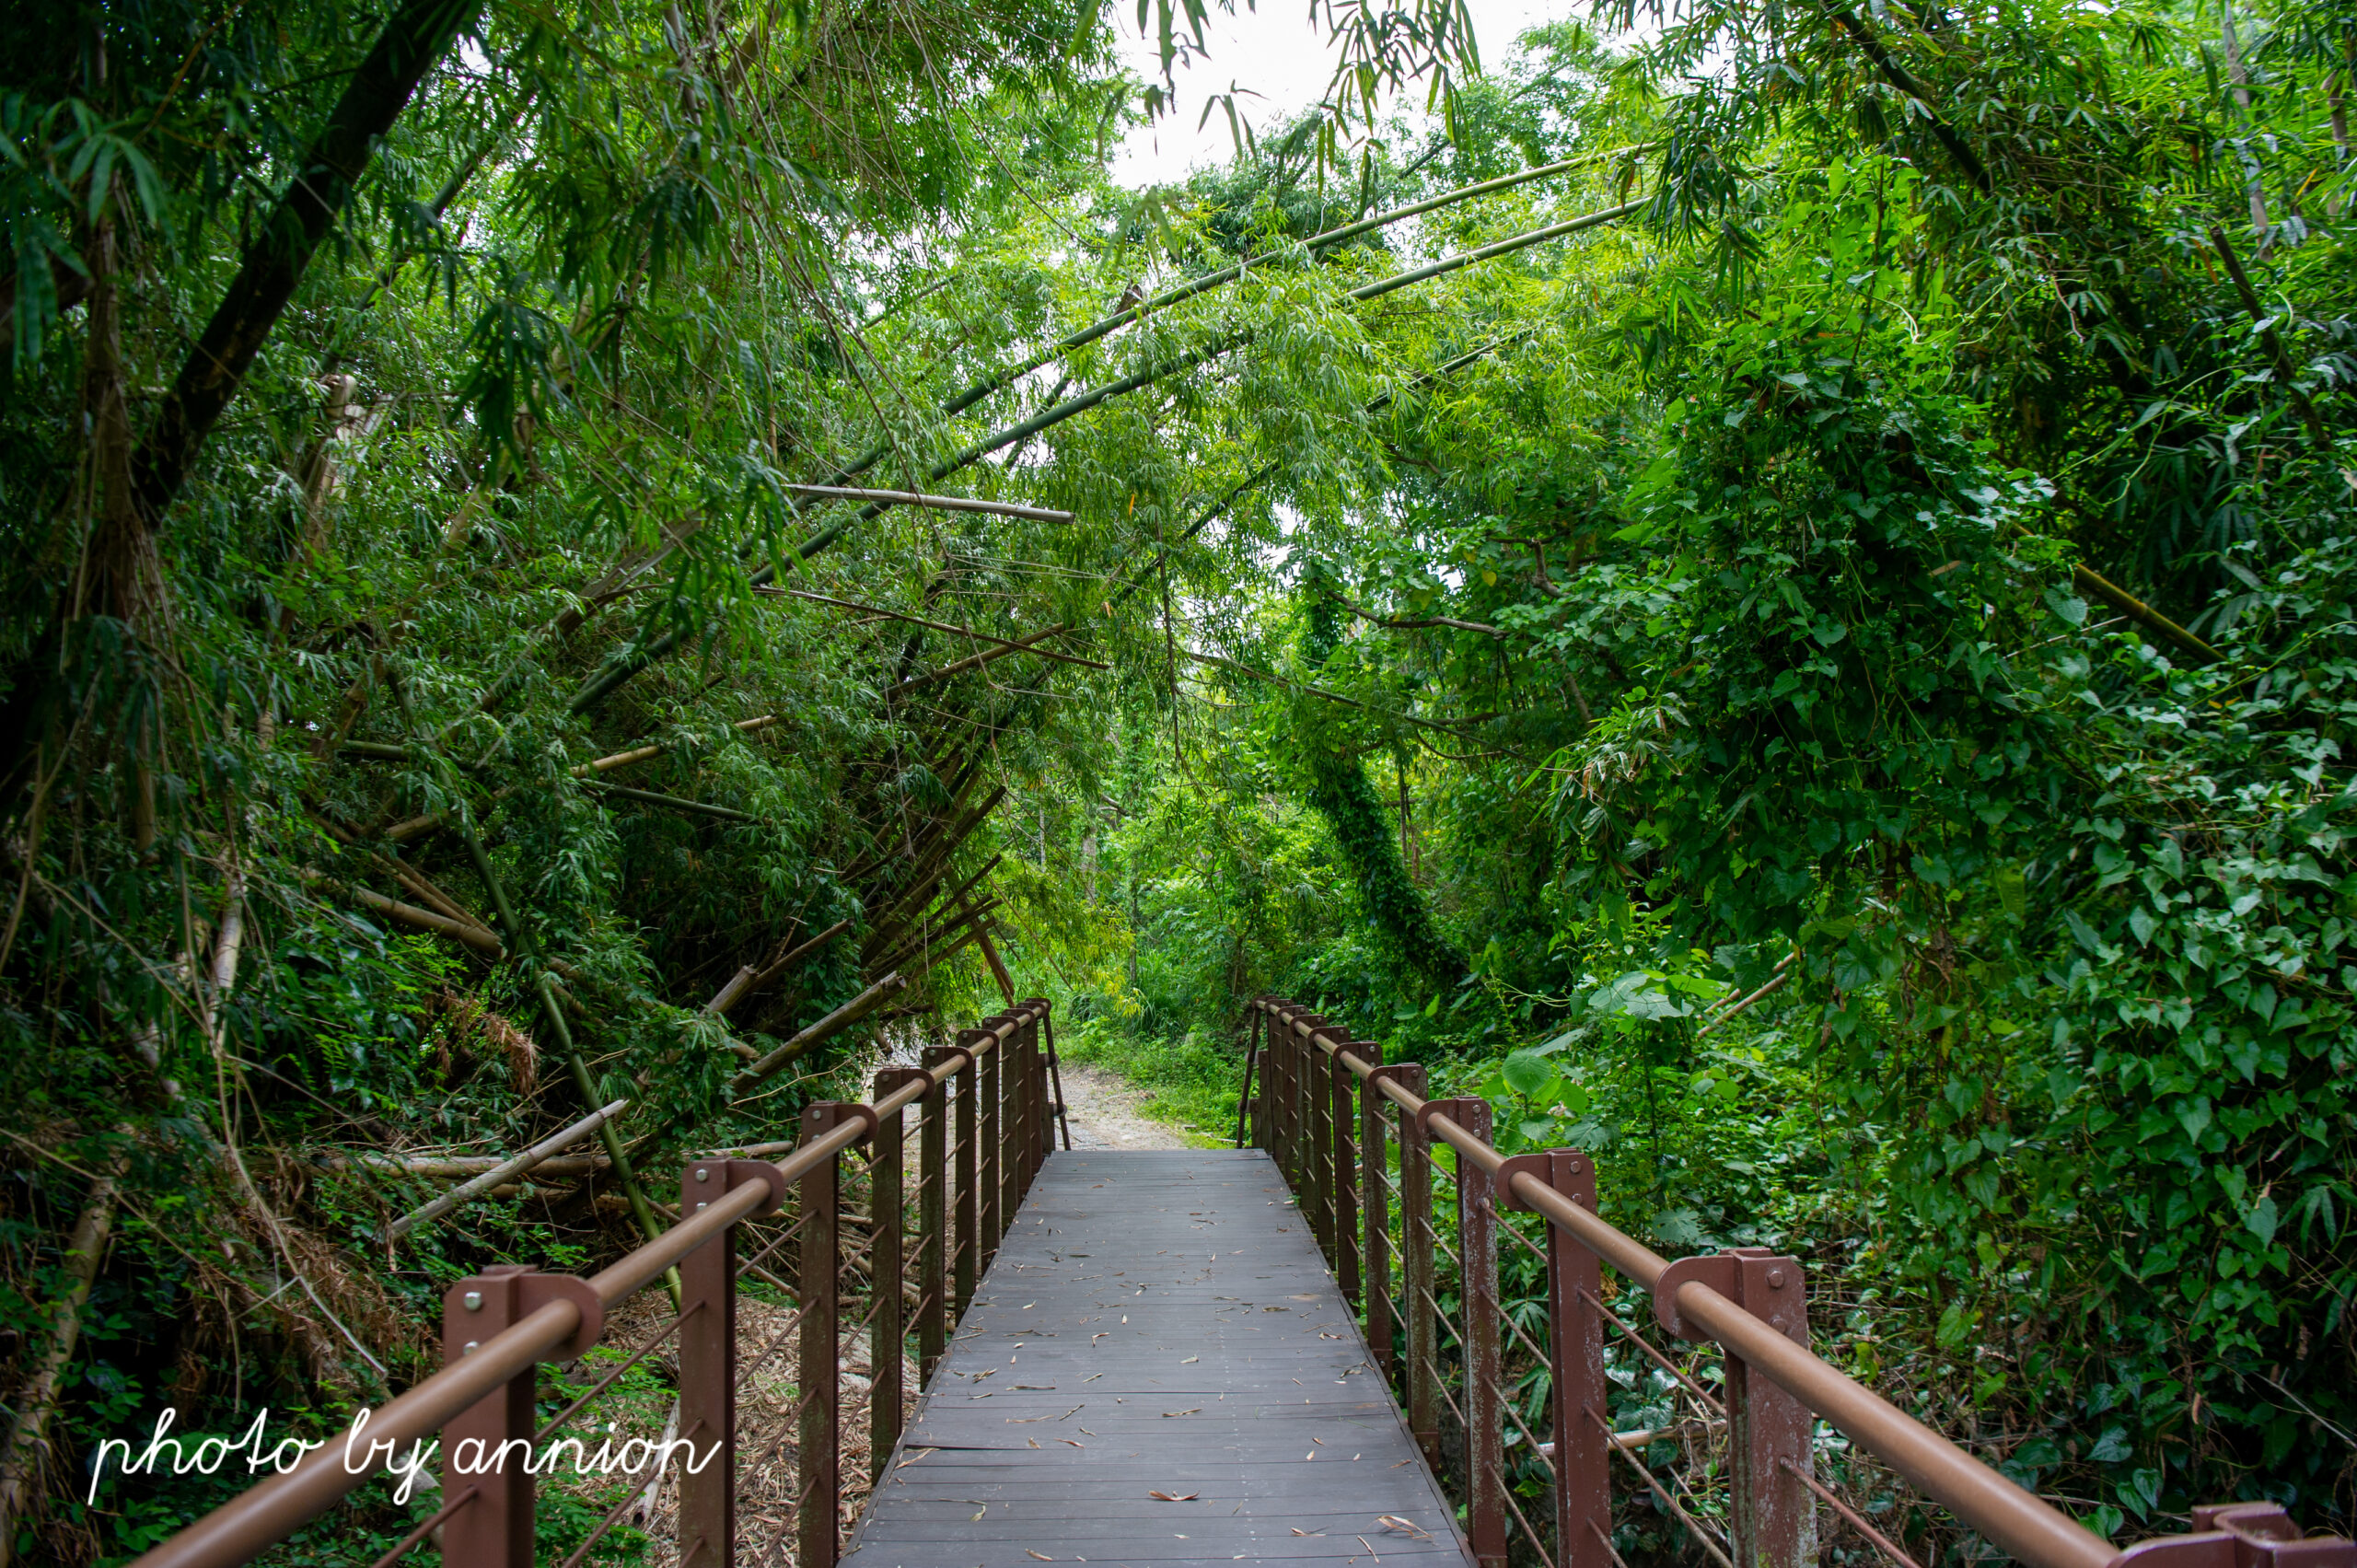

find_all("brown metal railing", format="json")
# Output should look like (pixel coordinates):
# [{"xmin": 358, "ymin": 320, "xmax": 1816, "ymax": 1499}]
[
  {"xmin": 1241, "ymin": 995, "xmax": 2357, "ymax": 1568},
  {"xmin": 128, "ymin": 998, "xmax": 1057, "ymax": 1568}
]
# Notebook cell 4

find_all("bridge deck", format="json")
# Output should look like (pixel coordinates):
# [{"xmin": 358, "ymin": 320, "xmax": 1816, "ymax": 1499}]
[{"xmin": 849, "ymin": 1149, "xmax": 1475, "ymax": 1567}]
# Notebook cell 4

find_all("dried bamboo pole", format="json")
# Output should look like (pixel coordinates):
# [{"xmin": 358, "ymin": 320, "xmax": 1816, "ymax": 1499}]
[
  {"xmin": 871, "ymin": 854, "xmax": 1002, "ymax": 966},
  {"xmin": 312, "ymin": 876, "xmax": 505, "ymax": 958},
  {"xmin": 779, "ymin": 485, "xmax": 1074, "ymax": 522},
  {"xmin": 856, "ymin": 787, "xmax": 1007, "ymax": 951},
  {"xmin": 732, "ymin": 972, "xmax": 908, "ymax": 1092},
  {"xmin": 875, "ymin": 898, "xmax": 1002, "ymax": 976},
  {"xmin": 318, "ymin": 1154, "xmax": 608, "ymax": 1179},
  {"xmin": 715, "ymin": 917, "xmax": 853, "ymax": 1015},
  {"xmin": 0, "ymin": 1146, "xmax": 130, "ymax": 1567},
  {"xmin": 387, "ymin": 1098, "xmax": 629, "ymax": 1237},
  {"xmin": 575, "ymin": 714, "xmax": 781, "ymax": 775}
]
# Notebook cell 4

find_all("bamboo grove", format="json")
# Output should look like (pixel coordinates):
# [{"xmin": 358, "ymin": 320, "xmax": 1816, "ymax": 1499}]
[{"xmin": 0, "ymin": 0, "xmax": 2353, "ymax": 1562}]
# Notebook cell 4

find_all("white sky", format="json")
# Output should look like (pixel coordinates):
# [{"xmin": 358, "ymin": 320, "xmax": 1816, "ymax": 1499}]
[{"xmin": 1110, "ymin": 0, "xmax": 1575, "ymax": 188}]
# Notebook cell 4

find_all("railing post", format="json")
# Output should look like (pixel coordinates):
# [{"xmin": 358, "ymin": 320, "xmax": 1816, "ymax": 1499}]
[
  {"xmin": 1425, "ymin": 1098, "xmax": 1504, "ymax": 1568},
  {"xmin": 1266, "ymin": 1005, "xmax": 1291, "ymax": 1175},
  {"xmin": 1394, "ymin": 1062, "xmax": 1439, "ymax": 1469},
  {"xmin": 679, "ymin": 1159, "xmax": 783, "ymax": 1568},
  {"xmin": 990, "ymin": 1015, "xmax": 1018, "ymax": 1247},
  {"xmin": 1291, "ymin": 1004, "xmax": 1310, "ymax": 1188},
  {"xmin": 918, "ymin": 1047, "xmax": 952, "ymax": 1380},
  {"xmin": 1237, "ymin": 1003, "xmax": 1261, "ymax": 1149},
  {"xmin": 1301, "ymin": 1016, "xmax": 1337, "ymax": 1263},
  {"xmin": 797, "ymin": 1102, "xmax": 859, "ymax": 1568},
  {"xmin": 1503, "ymin": 1148, "xmax": 1609, "ymax": 1568},
  {"xmin": 1025, "ymin": 1006, "xmax": 1047, "ymax": 1182},
  {"xmin": 1034, "ymin": 1003, "xmax": 1055, "ymax": 1170},
  {"xmin": 1656, "ymin": 1249, "xmax": 1817, "ymax": 1568},
  {"xmin": 871, "ymin": 1069, "xmax": 927, "ymax": 1481},
  {"xmin": 1000, "ymin": 1013, "xmax": 1025, "ymax": 1207},
  {"xmin": 970, "ymin": 1025, "xmax": 1002, "ymax": 1272},
  {"xmin": 1333, "ymin": 1042, "xmax": 1365, "ymax": 1309},
  {"xmin": 952, "ymin": 1037, "xmax": 980, "ymax": 1318},
  {"xmin": 440, "ymin": 1265, "xmax": 598, "ymax": 1568},
  {"xmin": 1363, "ymin": 1052, "xmax": 1399, "ymax": 1381}
]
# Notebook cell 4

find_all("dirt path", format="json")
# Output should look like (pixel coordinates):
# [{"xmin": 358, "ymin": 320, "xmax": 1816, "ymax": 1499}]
[{"xmin": 1051, "ymin": 1061, "xmax": 1202, "ymax": 1149}]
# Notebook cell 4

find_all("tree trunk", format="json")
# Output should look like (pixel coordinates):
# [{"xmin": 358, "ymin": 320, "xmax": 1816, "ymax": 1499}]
[{"xmin": 130, "ymin": 0, "xmax": 481, "ymax": 527}]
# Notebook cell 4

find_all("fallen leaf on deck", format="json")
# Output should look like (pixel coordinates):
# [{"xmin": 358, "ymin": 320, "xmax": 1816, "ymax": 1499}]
[
  {"xmin": 1161, "ymin": 1408, "xmax": 1202, "ymax": 1417},
  {"xmin": 1148, "ymin": 1491, "xmax": 1201, "ymax": 1502}
]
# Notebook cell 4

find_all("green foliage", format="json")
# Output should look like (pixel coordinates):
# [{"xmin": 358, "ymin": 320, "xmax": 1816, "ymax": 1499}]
[{"xmin": 5, "ymin": 0, "xmax": 2357, "ymax": 1555}]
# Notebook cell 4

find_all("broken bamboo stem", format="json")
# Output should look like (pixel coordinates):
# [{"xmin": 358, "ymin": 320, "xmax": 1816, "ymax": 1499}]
[
  {"xmin": 733, "ymin": 972, "xmax": 908, "ymax": 1093},
  {"xmin": 388, "ymin": 1098, "xmax": 630, "ymax": 1237},
  {"xmin": 733, "ymin": 917, "xmax": 853, "ymax": 1006}
]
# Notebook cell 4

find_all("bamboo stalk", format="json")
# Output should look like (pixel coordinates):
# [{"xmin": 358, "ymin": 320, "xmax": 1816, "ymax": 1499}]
[
  {"xmin": 575, "ymin": 714, "xmax": 780, "ymax": 776},
  {"xmin": 876, "ymin": 898, "xmax": 1002, "ymax": 975},
  {"xmin": 732, "ymin": 972, "xmax": 908, "ymax": 1092},
  {"xmin": 319, "ymin": 1154, "xmax": 608, "ymax": 1179},
  {"xmin": 890, "ymin": 626, "xmax": 1077, "ymax": 692},
  {"xmin": 779, "ymin": 485, "xmax": 1074, "ymax": 522},
  {"xmin": 2206, "ymin": 226, "xmax": 2331, "ymax": 456},
  {"xmin": 451, "ymin": 819, "xmax": 669, "ymax": 1267},
  {"xmin": 0, "ymin": 1147, "xmax": 130, "ymax": 1567},
  {"xmin": 760, "ymin": 589, "xmax": 1108, "ymax": 669},
  {"xmin": 370, "ymin": 854, "xmax": 497, "ymax": 942},
  {"xmin": 388, "ymin": 1098, "xmax": 629, "ymax": 1237},
  {"xmin": 314, "ymin": 876, "xmax": 505, "ymax": 957},
  {"xmin": 858, "ymin": 785, "xmax": 1006, "ymax": 944},
  {"xmin": 879, "ymin": 854, "xmax": 1003, "ymax": 961},
  {"xmin": 811, "ymin": 144, "xmax": 1653, "ymax": 490},
  {"xmin": 2072, "ymin": 563, "xmax": 2223, "ymax": 666},
  {"xmin": 732, "ymin": 917, "xmax": 853, "ymax": 1006},
  {"xmin": 870, "ymin": 881, "xmax": 1003, "ymax": 974},
  {"xmin": 563, "ymin": 196, "xmax": 1650, "ymax": 718},
  {"xmin": 582, "ymin": 780, "xmax": 756, "ymax": 822}
]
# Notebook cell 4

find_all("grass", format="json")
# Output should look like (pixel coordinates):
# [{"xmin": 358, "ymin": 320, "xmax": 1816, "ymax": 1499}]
[{"xmin": 1056, "ymin": 1016, "xmax": 1248, "ymax": 1146}]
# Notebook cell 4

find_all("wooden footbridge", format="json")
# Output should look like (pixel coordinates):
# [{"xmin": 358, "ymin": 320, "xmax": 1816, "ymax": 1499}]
[{"xmin": 133, "ymin": 999, "xmax": 2353, "ymax": 1568}]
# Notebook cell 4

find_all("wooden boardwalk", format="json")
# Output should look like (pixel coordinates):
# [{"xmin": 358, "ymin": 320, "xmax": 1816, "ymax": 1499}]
[{"xmin": 849, "ymin": 1149, "xmax": 1474, "ymax": 1567}]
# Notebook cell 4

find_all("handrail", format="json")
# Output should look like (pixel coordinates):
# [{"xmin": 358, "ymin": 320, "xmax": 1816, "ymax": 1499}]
[
  {"xmin": 1253, "ymin": 996, "xmax": 2119, "ymax": 1568},
  {"xmin": 131, "ymin": 998, "xmax": 1051, "ymax": 1568}
]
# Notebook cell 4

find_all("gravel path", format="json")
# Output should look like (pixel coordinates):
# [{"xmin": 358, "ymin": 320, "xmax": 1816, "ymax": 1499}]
[{"xmin": 1052, "ymin": 1061, "xmax": 1202, "ymax": 1149}]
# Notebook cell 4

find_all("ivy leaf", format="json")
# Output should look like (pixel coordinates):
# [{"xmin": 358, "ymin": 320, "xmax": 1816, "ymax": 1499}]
[
  {"xmin": 2246, "ymin": 1192, "xmax": 2279, "ymax": 1246},
  {"xmin": 2044, "ymin": 587, "xmax": 2089, "ymax": 626},
  {"xmin": 2088, "ymin": 1426, "xmax": 2132, "ymax": 1464}
]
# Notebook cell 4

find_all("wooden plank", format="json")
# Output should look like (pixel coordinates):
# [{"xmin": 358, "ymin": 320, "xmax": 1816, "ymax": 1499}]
[{"xmin": 848, "ymin": 1149, "xmax": 1474, "ymax": 1568}]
